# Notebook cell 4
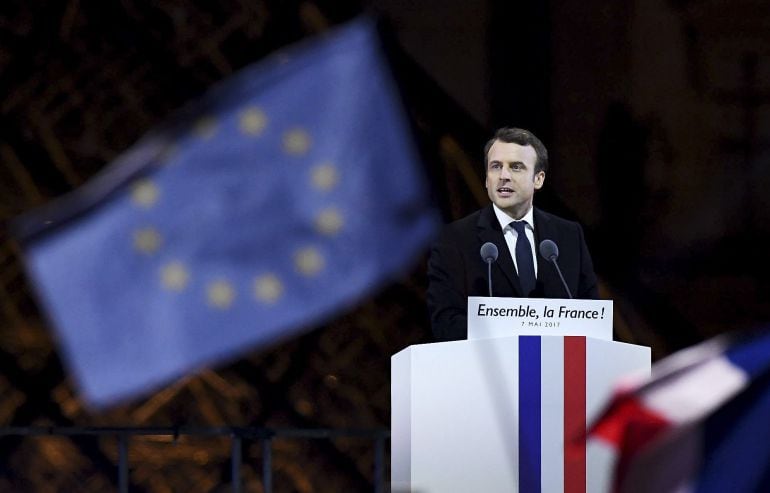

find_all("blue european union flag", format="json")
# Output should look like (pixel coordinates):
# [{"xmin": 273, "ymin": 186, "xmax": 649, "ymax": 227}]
[{"xmin": 16, "ymin": 17, "xmax": 439, "ymax": 408}]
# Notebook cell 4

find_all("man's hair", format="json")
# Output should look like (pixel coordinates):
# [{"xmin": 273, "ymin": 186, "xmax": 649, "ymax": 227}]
[{"xmin": 483, "ymin": 127, "xmax": 549, "ymax": 175}]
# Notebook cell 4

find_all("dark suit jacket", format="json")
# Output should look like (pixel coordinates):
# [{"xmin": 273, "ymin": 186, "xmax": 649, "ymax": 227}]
[{"xmin": 427, "ymin": 205, "xmax": 599, "ymax": 341}]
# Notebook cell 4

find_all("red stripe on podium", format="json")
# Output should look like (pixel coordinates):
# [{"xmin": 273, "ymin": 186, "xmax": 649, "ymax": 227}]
[{"xmin": 564, "ymin": 336, "xmax": 586, "ymax": 493}]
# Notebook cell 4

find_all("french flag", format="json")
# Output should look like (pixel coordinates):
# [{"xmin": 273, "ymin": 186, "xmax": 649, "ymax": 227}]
[
  {"xmin": 587, "ymin": 329, "xmax": 770, "ymax": 493},
  {"xmin": 517, "ymin": 335, "xmax": 647, "ymax": 493},
  {"xmin": 519, "ymin": 336, "xmax": 589, "ymax": 493}
]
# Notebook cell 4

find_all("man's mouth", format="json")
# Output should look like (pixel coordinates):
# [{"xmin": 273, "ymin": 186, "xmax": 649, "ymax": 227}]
[{"xmin": 497, "ymin": 187, "xmax": 513, "ymax": 195}]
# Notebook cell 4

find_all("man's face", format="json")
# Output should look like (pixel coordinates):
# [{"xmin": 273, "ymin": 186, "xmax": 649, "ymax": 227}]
[{"xmin": 485, "ymin": 141, "xmax": 545, "ymax": 219}]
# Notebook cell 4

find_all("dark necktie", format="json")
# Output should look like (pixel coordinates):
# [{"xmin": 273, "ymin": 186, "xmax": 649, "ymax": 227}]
[{"xmin": 511, "ymin": 221, "xmax": 536, "ymax": 296}]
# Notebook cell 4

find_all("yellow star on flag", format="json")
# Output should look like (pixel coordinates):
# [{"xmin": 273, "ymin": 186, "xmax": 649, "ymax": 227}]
[
  {"xmin": 315, "ymin": 208, "xmax": 344, "ymax": 236},
  {"xmin": 283, "ymin": 128, "xmax": 311, "ymax": 155},
  {"xmin": 295, "ymin": 247, "xmax": 324, "ymax": 276},
  {"xmin": 133, "ymin": 228, "xmax": 162, "ymax": 254},
  {"xmin": 311, "ymin": 162, "xmax": 339, "ymax": 191},
  {"xmin": 131, "ymin": 180, "xmax": 160, "ymax": 208},
  {"xmin": 253, "ymin": 274, "xmax": 284, "ymax": 303},
  {"xmin": 160, "ymin": 262, "xmax": 190, "ymax": 291},
  {"xmin": 207, "ymin": 280, "xmax": 236, "ymax": 309},
  {"xmin": 239, "ymin": 107, "xmax": 268, "ymax": 136}
]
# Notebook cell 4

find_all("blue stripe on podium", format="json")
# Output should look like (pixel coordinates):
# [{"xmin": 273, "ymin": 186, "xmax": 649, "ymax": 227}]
[{"xmin": 519, "ymin": 336, "xmax": 542, "ymax": 493}]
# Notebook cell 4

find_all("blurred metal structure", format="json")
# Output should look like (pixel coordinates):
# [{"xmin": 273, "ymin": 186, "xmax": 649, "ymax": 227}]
[{"xmin": 0, "ymin": 426, "xmax": 389, "ymax": 493}]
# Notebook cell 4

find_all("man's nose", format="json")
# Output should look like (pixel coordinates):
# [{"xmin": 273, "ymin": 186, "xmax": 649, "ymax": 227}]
[{"xmin": 499, "ymin": 165, "xmax": 512, "ymax": 179}]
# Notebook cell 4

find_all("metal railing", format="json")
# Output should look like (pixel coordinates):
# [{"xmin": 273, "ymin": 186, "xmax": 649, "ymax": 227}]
[{"xmin": 0, "ymin": 426, "xmax": 390, "ymax": 493}]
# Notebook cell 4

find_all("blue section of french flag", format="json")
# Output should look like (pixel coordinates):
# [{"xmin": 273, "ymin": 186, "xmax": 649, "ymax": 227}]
[{"xmin": 519, "ymin": 336, "xmax": 542, "ymax": 493}]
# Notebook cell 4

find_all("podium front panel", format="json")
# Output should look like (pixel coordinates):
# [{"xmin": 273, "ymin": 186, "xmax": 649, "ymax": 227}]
[{"xmin": 391, "ymin": 336, "xmax": 650, "ymax": 493}]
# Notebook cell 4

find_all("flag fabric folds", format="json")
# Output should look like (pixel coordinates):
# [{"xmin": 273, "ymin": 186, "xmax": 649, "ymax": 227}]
[
  {"xmin": 587, "ymin": 329, "xmax": 770, "ymax": 493},
  {"xmin": 16, "ymin": 17, "xmax": 438, "ymax": 407}
]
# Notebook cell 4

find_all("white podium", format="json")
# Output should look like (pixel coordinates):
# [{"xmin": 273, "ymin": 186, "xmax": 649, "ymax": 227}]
[{"xmin": 391, "ymin": 298, "xmax": 650, "ymax": 493}]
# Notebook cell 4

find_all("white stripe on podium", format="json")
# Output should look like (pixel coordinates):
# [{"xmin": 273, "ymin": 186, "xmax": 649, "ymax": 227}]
[{"xmin": 541, "ymin": 336, "xmax": 565, "ymax": 492}]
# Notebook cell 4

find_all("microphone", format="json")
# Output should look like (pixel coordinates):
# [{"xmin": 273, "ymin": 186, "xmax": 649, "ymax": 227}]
[
  {"xmin": 539, "ymin": 239, "xmax": 573, "ymax": 299},
  {"xmin": 480, "ymin": 242, "xmax": 498, "ymax": 297}
]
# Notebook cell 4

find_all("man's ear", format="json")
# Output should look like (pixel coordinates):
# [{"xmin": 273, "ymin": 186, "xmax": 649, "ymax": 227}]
[{"xmin": 534, "ymin": 171, "xmax": 545, "ymax": 190}]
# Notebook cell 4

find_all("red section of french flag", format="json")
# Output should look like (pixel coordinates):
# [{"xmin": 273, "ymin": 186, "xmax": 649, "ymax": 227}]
[
  {"xmin": 591, "ymin": 394, "xmax": 671, "ymax": 492},
  {"xmin": 564, "ymin": 336, "xmax": 587, "ymax": 493}
]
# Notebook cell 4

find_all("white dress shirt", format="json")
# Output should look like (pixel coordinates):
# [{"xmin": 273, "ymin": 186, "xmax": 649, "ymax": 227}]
[{"xmin": 492, "ymin": 204, "xmax": 538, "ymax": 277}]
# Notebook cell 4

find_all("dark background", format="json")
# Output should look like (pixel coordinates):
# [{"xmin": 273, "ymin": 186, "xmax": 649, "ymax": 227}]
[{"xmin": 1, "ymin": 0, "xmax": 768, "ymax": 490}]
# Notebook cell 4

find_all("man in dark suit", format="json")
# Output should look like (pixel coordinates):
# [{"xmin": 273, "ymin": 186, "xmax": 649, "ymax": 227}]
[{"xmin": 427, "ymin": 127, "xmax": 599, "ymax": 341}]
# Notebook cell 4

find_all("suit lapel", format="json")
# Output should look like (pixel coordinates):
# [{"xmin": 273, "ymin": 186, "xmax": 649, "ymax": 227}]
[{"xmin": 477, "ymin": 205, "xmax": 521, "ymax": 295}]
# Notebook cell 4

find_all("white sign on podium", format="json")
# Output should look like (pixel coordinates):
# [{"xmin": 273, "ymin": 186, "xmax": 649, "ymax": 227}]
[{"xmin": 468, "ymin": 296, "xmax": 613, "ymax": 340}]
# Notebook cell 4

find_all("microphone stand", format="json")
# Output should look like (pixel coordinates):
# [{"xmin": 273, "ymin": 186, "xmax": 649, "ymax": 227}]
[
  {"xmin": 547, "ymin": 257, "xmax": 573, "ymax": 299},
  {"xmin": 487, "ymin": 261, "xmax": 493, "ymax": 297}
]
